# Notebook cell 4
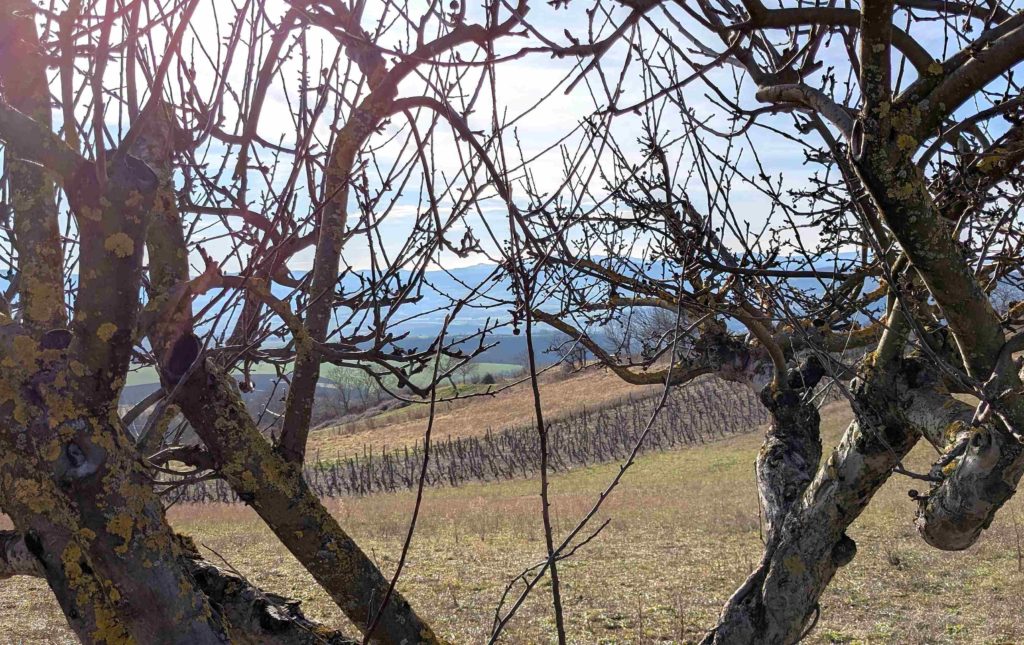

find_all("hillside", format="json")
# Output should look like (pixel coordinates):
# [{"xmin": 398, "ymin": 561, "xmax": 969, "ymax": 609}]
[
  {"xmin": 306, "ymin": 365, "xmax": 666, "ymax": 460},
  {"xmin": 149, "ymin": 364, "xmax": 772, "ymax": 505},
  {"xmin": 6, "ymin": 400, "xmax": 1023, "ymax": 643}
]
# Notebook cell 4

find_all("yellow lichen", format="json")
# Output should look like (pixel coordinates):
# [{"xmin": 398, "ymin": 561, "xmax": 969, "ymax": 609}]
[
  {"xmin": 897, "ymin": 134, "xmax": 918, "ymax": 151},
  {"xmin": 96, "ymin": 322, "xmax": 118, "ymax": 343},
  {"xmin": 11, "ymin": 402, "xmax": 29, "ymax": 426},
  {"xmin": 91, "ymin": 604, "xmax": 133, "ymax": 645},
  {"xmin": 106, "ymin": 514, "xmax": 134, "ymax": 554},
  {"xmin": 61, "ymin": 542, "xmax": 83, "ymax": 580},
  {"xmin": 12, "ymin": 334, "xmax": 40, "ymax": 363},
  {"xmin": 43, "ymin": 440, "xmax": 62, "ymax": 462},
  {"xmin": 977, "ymin": 148, "xmax": 1007, "ymax": 172},
  {"xmin": 25, "ymin": 279, "xmax": 63, "ymax": 323},
  {"xmin": 124, "ymin": 190, "xmax": 144, "ymax": 209},
  {"xmin": 78, "ymin": 205, "xmax": 103, "ymax": 221},
  {"xmin": 15, "ymin": 479, "xmax": 52, "ymax": 513},
  {"xmin": 103, "ymin": 233, "xmax": 135, "ymax": 259}
]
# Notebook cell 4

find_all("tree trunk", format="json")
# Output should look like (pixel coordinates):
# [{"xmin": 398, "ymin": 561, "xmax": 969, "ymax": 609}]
[
  {"xmin": 756, "ymin": 376, "xmax": 822, "ymax": 542},
  {"xmin": 132, "ymin": 97, "xmax": 439, "ymax": 644},
  {"xmin": 0, "ymin": 5, "xmax": 232, "ymax": 639},
  {"xmin": 0, "ymin": 530, "xmax": 357, "ymax": 644},
  {"xmin": 0, "ymin": 336, "xmax": 229, "ymax": 643},
  {"xmin": 175, "ymin": 359, "xmax": 441, "ymax": 645},
  {"xmin": 704, "ymin": 352, "xmax": 968, "ymax": 644},
  {"xmin": 854, "ymin": 92, "xmax": 1024, "ymax": 552},
  {"xmin": 0, "ymin": 0, "xmax": 66, "ymax": 332}
]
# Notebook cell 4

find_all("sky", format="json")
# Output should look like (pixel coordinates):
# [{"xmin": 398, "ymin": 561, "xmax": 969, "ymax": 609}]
[
  {"xmin": 169, "ymin": 0, "xmax": 803, "ymax": 273},
  {"xmin": 6, "ymin": 1, "xmax": 1020, "ymax": 279}
]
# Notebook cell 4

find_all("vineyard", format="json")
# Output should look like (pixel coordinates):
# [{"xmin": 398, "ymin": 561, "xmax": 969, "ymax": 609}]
[{"xmin": 169, "ymin": 377, "xmax": 781, "ymax": 503}]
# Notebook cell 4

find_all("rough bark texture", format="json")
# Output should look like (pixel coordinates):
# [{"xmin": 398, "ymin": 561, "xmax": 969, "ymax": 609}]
[
  {"xmin": 188, "ymin": 558, "xmax": 356, "ymax": 645},
  {"xmin": 0, "ymin": 11, "xmax": 228, "ymax": 639},
  {"xmin": 855, "ymin": 148, "xmax": 1024, "ymax": 550},
  {"xmin": 0, "ymin": 332, "xmax": 229, "ymax": 644},
  {"xmin": 851, "ymin": 1, "xmax": 1024, "ymax": 553},
  {"xmin": 175, "ymin": 360, "xmax": 440, "ymax": 645},
  {"xmin": 915, "ymin": 424, "xmax": 1024, "ymax": 550},
  {"xmin": 756, "ymin": 384, "xmax": 822, "ymax": 543},
  {"xmin": 703, "ymin": 348, "xmax": 968, "ymax": 644},
  {"xmin": 0, "ymin": 0, "xmax": 66, "ymax": 331},
  {"xmin": 120, "ymin": 91, "xmax": 438, "ymax": 642},
  {"xmin": 0, "ymin": 530, "xmax": 356, "ymax": 644}
]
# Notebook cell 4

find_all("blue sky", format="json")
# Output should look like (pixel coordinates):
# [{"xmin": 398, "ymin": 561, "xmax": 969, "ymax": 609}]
[
  {"xmin": 7, "ymin": 1, "xmax": 1018, "ymax": 280},
  {"xmin": 166, "ymin": 0, "xmax": 810, "ymax": 274}
]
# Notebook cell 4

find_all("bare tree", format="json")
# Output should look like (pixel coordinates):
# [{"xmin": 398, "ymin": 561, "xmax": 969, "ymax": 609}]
[
  {"xmin": 486, "ymin": 0, "xmax": 1024, "ymax": 642},
  {"xmin": 0, "ymin": 0, "xmax": 529, "ymax": 641},
  {"xmin": 3, "ymin": 0, "xmax": 1023, "ymax": 643}
]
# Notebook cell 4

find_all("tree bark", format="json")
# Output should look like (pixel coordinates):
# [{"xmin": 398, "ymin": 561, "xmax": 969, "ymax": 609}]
[
  {"xmin": 0, "ymin": 331, "xmax": 229, "ymax": 643},
  {"xmin": 175, "ymin": 360, "xmax": 441, "ymax": 644},
  {"xmin": 0, "ymin": 530, "xmax": 357, "ymax": 644},
  {"xmin": 132, "ymin": 101, "xmax": 440, "ymax": 643},
  {"xmin": 0, "ymin": 8, "xmax": 229, "ymax": 640},
  {"xmin": 0, "ymin": 0, "xmax": 66, "ymax": 331},
  {"xmin": 850, "ymin": 0, "xmax": 1024, "ymax": 553},
  {"xmin": 704, "ymin": 346, "xmax": 969, "ymax": 644},
  {"xmin": 756, "ymin": 382, "xmax": 822, "ymax": 544}
]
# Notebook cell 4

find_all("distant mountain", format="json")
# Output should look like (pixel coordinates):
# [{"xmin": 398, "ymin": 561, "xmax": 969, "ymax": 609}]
[
  {"xmin": 118, "ymin": 255, "xmax": 879, "ymax": 413},
  {"xmin": 21, "ymin": 254, "xmax": 876, "ymax": 356}
]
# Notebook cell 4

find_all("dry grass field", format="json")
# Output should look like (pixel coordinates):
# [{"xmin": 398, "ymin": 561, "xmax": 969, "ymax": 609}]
[{"xmin": 3, "ymin": 398, "xmax": 1024, "ymax": 644}]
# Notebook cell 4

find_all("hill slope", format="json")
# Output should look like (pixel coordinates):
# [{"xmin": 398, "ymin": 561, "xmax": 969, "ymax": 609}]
[
  {"xmin": 307, "ymin": 366, "xmax": 665, "ymax": 459},
  {"xmin": 6, "ymin": 400, "xmax": 1024, "ymax": 643}
]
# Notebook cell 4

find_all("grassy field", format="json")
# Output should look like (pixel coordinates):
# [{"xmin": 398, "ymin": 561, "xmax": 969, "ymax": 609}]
[{"xmin": 4, "ymin": 399, "xmax": 1024, "ymax": 644}]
